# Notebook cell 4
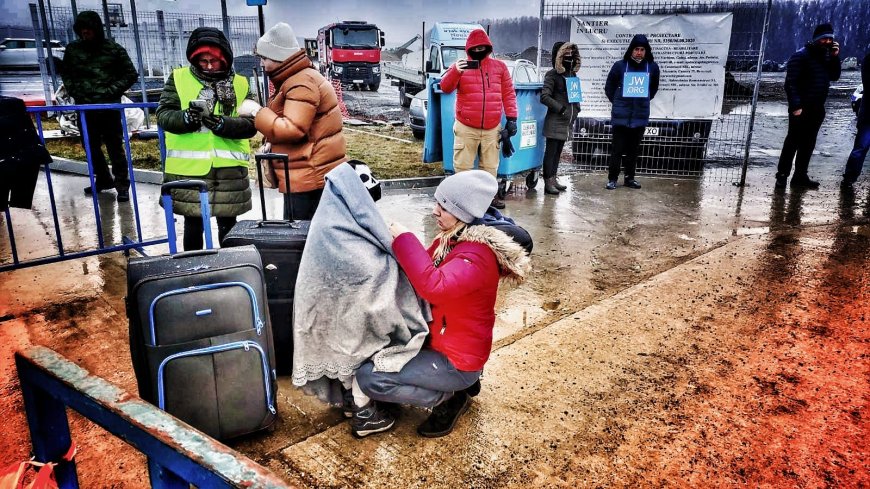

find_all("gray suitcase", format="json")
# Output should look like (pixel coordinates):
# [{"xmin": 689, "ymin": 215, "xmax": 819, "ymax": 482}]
[{"xmin": 126, "ymin": 180, "xmax": 277, "ymax": 440}]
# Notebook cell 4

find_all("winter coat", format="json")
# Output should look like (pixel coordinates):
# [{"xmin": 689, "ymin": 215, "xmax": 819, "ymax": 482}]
[
  {"xmin": 157, "ymin": 28, "xmax": 255, "ymax": 218},
  {"xmin": 604, "ymin": 34, "xmax": 660, "ymax": 128},
  {"xmin": 291, "ymin": 163, "xmax": 430, "ymax": 404},
  {"xmin": 61, "ymin": 11, "xmax": 138, "ymax": 104},
  {"xmin": 541, "ymin": 41, "xmax": 581, "ymax": 140},
  {"xmin": 858, "ymin": 52, "xmax": 869, "ymax": 126},
  {"xmin": 784, "ymin": 42, "xmax": 842, "ymax": 113},
  {"xmin": 440, "ymin": 29, "xmax": 519, "ymax": 130},
  {"xmin": 0, "ymin": 96, "xmax": 51, "ymax": 211},
  {"xmin": 255, "ymin": 50, "xmax": 346, "ymax": 194},
  {"xmin": 392, "ymin": 224, "xmax": 530, "ymax": 371}
]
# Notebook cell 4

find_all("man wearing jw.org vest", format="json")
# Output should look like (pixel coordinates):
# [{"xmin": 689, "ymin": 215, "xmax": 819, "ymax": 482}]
[{"xmin": 156, "ymin": 27, "xmax": 257, "ymax": 251}]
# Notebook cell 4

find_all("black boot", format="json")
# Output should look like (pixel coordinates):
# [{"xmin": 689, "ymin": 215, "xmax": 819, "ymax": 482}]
[
  {"xmin": 553, "ymin": 178, "xmax": 567, "ymax": 191},
  {"xmin": 417, "ymin": 392, "xmax": 471, "ymax": 438},
  {"xmin": 544, "ymin": 177, "xmax": 560, "ymax": 195},
  {"xmin": 463, "ymin": 380, "xmax": 481, "ymax": 397}
]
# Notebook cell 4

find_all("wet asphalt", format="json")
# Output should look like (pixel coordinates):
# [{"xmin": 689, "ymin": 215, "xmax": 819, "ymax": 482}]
[{"xmin": 0, "ymin": 77, "xmax": 867, "ymax": 487}]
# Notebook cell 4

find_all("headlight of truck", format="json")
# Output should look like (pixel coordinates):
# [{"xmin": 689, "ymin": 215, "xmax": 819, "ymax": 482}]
[
  {"xmin": 372, "ymin": 65, "xmax": 380, "ymax": 74},
  {"xmin": 333, "ymin": 66, "xmax": 344, "ymax": 75}
]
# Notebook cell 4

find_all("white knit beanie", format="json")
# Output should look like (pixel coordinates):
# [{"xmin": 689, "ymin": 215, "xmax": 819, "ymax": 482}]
[
  {"xmin": 256, "ymin": 22, "xmax": 301, "ymax": 62},
  {"xmin": 434, "ymin": 170, "xmax": 498, "ymax": 223}
]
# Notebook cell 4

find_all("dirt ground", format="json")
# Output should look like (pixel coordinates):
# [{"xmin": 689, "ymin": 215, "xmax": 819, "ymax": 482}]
[{"xmin": 0, "ymin": 71, "xmax": 867, "ymax": 487}]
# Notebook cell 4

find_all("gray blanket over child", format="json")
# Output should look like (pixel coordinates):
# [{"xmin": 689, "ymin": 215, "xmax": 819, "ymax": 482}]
[{"xmin": 291, "ymin": 162, "xmax": 430, "ymax": 405}]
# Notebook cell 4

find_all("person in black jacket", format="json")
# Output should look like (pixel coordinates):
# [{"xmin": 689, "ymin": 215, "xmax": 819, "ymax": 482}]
[
  {"xmin": 842, "ymin": 49, "xmax": 869, "ymax": 186},
  {"xmin": 776, "ymin": 23, "xmax": 842, "ymax": 189},
  {"xmin": 604, "ymin": 34, "xmax": 660, "ymax": 191},
  {"xmin": 0, "ymin": 97, "xmax": 52, "ymax": 211},
  {"xmin": 540, "ymin": 41, "xmax": 581, "ymax": 195},
  {"xmin": 62, "ymin": 11, "xmax": 138, "ymax": 202}
]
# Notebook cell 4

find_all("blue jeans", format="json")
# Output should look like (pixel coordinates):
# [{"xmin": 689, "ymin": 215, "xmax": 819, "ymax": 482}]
[
  {"xmin": 355, "ymin": 349, "xmax": 481, "ymax": 409},
  {"xmin": 844, "ymin": 123, "xmax": 870, "ymax": 183}
]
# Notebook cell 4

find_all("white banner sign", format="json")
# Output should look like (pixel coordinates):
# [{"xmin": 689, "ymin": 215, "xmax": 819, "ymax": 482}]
[{"xmin": 570, "ymin": 13, "xmax": 734, "ymax": 119}]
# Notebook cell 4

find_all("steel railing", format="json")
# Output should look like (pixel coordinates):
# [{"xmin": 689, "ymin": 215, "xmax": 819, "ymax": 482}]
[{"xmin": 2, "ymin": 102, "xmax": 167, "ymax": 271}]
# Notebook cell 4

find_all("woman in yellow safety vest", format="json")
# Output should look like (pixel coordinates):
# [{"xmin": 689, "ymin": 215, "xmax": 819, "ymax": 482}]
[{"xmin": 156, "ymin": 27, "xmax": 256, "ymax": 250}]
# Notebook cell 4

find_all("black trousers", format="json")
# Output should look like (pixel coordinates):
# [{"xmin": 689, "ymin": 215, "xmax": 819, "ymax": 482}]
[
  {"xmin": 79, "ymin": 109, "xmax": 129, "ymax": 190},
  {"xmin": 283, "ymin": 188, "xmax": 324, "ymax": 220},
  {"xmin": 542, "ymin": 138, "xmax": 566, "ymax": 179},
  {"xmin": 183, "ymin": 215, "xmax": 237, "ymax": 251},
  {"xmin": 608, "ymin": 125, "xmax": 645, "ymax": 181},
  {"xmin": 776, "ymin": 107, "xmax": 826, "ymax": 179}
]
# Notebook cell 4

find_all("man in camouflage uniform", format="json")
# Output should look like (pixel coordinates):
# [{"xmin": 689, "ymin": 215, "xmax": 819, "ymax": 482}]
[{"xmin": 61, "ymin": 10, "xmax": 138, "ymax": 201}]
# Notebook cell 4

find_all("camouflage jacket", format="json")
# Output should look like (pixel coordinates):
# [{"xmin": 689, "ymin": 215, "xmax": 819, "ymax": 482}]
[{"xmin": 61, "ymin": 39, "xmax": 138, "ymax": 104}]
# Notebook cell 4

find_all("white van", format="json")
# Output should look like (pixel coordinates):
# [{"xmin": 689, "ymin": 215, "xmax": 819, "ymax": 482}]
[{"xmin": 0, "ymin": 38, "xmax": 65, "ymax": 69}]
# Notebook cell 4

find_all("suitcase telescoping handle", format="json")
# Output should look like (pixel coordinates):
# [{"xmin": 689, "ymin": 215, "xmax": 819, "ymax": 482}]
[
  {"xmin": 254, "ymin": 153, "xmax": 293, "ymax": 222},
  {"xmin": 161, "ymin": 179, "xmax": 213, "ymax": 253}
]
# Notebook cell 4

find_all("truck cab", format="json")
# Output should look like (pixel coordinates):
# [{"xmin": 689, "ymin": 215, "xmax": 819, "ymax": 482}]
[
  {"xmin": 424, "ymin": 22, "xmax": 482, "ymax": 75},
  {"xmin": 384, "ymin": 22, "xmax": 483, "ymax": 107},
  {"xmin": 317, "ymin": 21, "xmax": 385, "ymax": 91}
]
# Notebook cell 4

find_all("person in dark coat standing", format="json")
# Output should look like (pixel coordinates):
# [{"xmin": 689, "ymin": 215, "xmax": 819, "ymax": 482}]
[
  {"xmin": 540, "ymin": 41, "xmax": 581, "ymax": 195},
  {"xmin": 842, "ymin": 49, "xmax": 869, "ymax": 186},
  {"xmin": 776, "ymin": 23, "xmax": 842, "ymax": 189},
  {"xmin": 0, "ymin": 97, "xmax": 52, "ymax": 211},
  {"xmin": 604, "ymin": 34, "xmax": 660, "ymax": 190},
  {"xmin": 61, "ymin": 11, "xmax": 138, "ymax": 202},
  {"xmin": 157, "ymin": 27, "xmax": 256, "ymax": 250}
]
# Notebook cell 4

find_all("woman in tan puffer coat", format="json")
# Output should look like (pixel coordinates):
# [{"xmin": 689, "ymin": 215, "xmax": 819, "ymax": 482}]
[{"xmin": 248, "ymin": 22, "xmax": 347, "ymax": 220}]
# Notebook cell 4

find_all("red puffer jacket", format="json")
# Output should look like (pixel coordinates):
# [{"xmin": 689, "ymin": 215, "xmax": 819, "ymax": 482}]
[
  {"xmin": 392, "ymin": 225, "xmax": 530, "ymax": 371},
  {"xmin": 440, "ymin": 29, "xmax": 518, "ymax": 130}
]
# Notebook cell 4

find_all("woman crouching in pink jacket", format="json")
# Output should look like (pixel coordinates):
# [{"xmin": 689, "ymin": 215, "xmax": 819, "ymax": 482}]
[{"xmin": 352, "ymin": 170, "xmax": 531, "ymax": 438}]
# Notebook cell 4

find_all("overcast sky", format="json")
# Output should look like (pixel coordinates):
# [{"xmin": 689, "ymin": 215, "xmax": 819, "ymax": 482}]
[{"xmin": 0, "ymin": 0, "xmax": 540, "ymax": 43}]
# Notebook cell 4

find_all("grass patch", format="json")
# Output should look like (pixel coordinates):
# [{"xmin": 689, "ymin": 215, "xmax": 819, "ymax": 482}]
[
  {"xmin": 38, "ymin": 114, "xmax": 443, "ymax": 179},
  {"xmin": 343, "ymin": 124, "xmax": 443, "ymax": 179}
]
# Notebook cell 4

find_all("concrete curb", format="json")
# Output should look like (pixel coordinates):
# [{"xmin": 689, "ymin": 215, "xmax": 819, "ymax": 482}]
[
  {"xmin": 48, "ymin": 157, "xmax": 444, "ymax": 189},
  {"xmin": 49, "ymin": 157, "xmax": 164, "ymax": 185}
]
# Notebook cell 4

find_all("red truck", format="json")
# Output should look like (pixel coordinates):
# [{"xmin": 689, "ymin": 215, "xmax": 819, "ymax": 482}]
[{"xmin": 316, "ymin": 21, "xmax": 384, "ymax": 91}]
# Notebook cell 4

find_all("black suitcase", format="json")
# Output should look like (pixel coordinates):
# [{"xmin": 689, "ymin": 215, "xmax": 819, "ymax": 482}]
[
  {"xmin": 222, "ymin": 153, "xmax": 308, "ymax": 375},
  {"xmin": 127, "ymin": 180, "xmax": 277, "ymax": 440}
]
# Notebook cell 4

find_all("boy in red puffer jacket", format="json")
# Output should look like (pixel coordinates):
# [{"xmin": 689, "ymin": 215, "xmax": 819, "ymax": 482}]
[{"xmin": 440, "ymin": 29, "xmax": 518, "ymax": 209}]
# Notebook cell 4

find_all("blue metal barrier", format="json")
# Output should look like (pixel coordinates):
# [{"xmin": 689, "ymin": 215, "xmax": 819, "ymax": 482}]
[
  {"xmin": 1, "ymin": 102, "xmax": 168, "ymax": 272},
  {"xmin": 15, "ymin": 346, "xmax": 291, "ymax": 488}
]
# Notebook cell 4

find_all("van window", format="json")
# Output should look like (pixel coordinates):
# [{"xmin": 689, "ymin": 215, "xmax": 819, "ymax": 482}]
[
  {"xmin": 23, "ymin": 41, "xmax": 37, "ymax": 49},
  {"xmin": 441, "ymin": 47, "xmax": 463, "ymax": 70},
  {"xmin": 429, "ymin": 45, "xmax": 440, "ymax": 72}
]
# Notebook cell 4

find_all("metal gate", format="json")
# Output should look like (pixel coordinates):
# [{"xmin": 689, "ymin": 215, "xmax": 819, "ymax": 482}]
[{"xmin": 538, "ymin": 0, "xmax": 771, "ymax": 180}]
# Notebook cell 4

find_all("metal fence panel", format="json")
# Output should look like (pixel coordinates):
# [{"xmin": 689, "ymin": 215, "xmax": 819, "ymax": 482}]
[
  {"xmin": 35, "ymin": 4, "xmax": 260, "ymax": 79},
  {"xmin": 540, "ymin": 0, "xmax": 769, "ymax": 179}
]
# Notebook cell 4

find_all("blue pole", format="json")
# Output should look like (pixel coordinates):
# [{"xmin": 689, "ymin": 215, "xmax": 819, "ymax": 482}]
[
  {"xmin": 35, "ymin": 115, "xmax": 65, "ymax": 256},
  {"xmin": 118, "ymin": 109, "xmax": 144, "ymax": 244},
  {"xmin": 79, "ymin": 111, "xmax": 106, "ymax": 249}
]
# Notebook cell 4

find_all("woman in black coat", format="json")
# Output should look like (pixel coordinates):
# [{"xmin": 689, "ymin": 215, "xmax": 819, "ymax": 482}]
[{"xmin": 539, "ymin": 41, "xmax": 581, "ymax": 195}]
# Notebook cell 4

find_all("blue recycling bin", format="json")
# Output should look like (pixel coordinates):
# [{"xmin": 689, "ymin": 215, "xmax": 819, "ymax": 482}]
[{"xmin": 423, "ymin": 77, "xmax": 546, "ymax": 183}]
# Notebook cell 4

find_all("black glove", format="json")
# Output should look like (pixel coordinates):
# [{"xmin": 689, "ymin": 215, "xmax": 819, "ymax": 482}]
[
  {"xmin": 182, "ymin": 106, "xmax": 203, "ymax": 129},
  {"xmin": 505, "ymin": 117, "xmax": 518, "ymax": 137},
  {"xmin": 202, "ymin": 114, "xmax": 225, "ymax": 132},
  {"xmin": 499, "ymin": 129, "xmax": 515, "ymax": 158},
  {"xmin": 558, "ymin": 105, "xmax": 568, "ymax": 116}
]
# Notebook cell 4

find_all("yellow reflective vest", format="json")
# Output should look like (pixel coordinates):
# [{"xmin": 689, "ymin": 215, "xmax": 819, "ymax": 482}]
[{"xmin": 164, "ymin": 67, "xmax": 251, "ymax": 176}]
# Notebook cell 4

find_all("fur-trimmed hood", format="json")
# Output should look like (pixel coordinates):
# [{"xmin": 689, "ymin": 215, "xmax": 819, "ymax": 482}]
[
  {"xmin": 437, "ymin": 224, "xmax": 531, "ymax": 285},
  {"xmin": 554, "ymin": 41, "xmax": 581, "ymax": 75}
]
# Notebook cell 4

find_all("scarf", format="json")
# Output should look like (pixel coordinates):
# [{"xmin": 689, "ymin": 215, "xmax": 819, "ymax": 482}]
[{"xmin": 189, "ymin": 65, "xmax": 238, "ymax": 116}]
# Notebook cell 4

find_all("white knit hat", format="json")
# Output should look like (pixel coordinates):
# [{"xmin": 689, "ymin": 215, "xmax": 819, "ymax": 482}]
[
  {"xmin": 256, "ymin": 22, "xmax": 301, "ymax": 62},
  {"xmin": 434, "ymin": 170, "xmax": 498, "ymax": 223}
]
